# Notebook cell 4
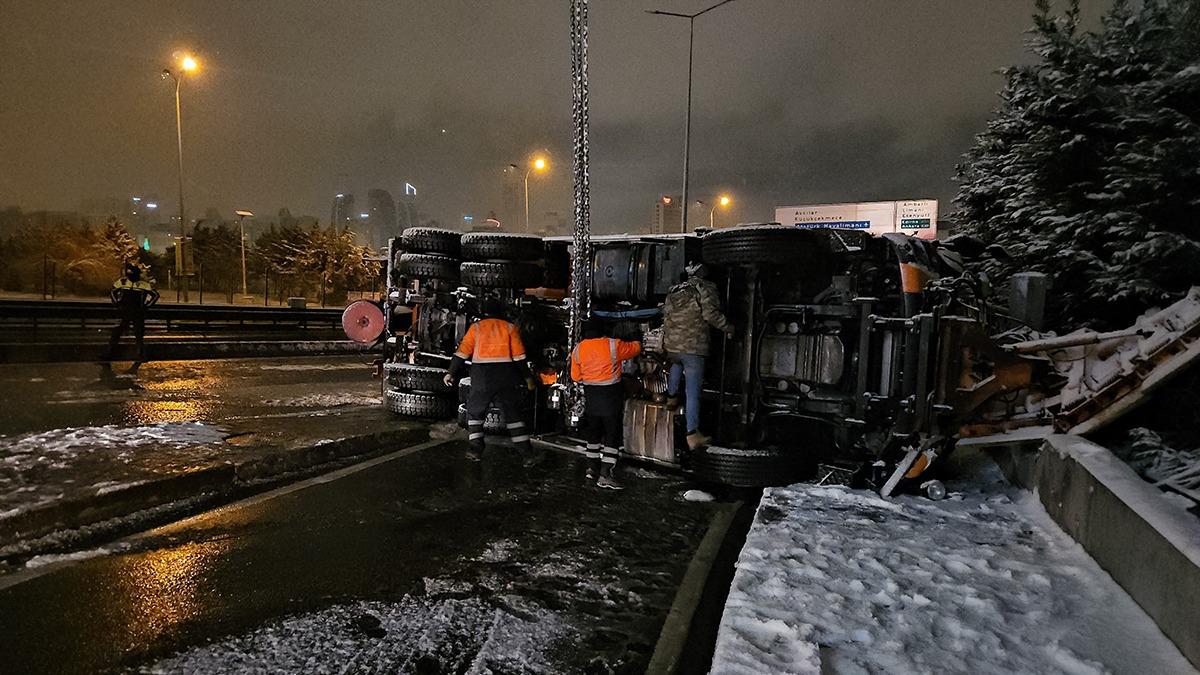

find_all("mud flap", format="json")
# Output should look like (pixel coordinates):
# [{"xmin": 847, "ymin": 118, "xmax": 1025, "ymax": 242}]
[{"xmin": 880, "ymin": 445, "xmax": 939, "ymax": 498}]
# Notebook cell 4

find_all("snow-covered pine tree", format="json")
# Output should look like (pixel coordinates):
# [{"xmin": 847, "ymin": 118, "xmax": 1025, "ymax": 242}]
[
  {"xmin": 955, "ymin": 0, "xmax": 1200, "ymax": 329},
  {"xmin": 94, "ymin": 216, "xmax": 141, "ymax": 280}
]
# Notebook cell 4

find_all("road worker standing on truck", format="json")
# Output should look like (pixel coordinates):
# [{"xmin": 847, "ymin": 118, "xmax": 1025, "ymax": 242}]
[
  {"xmin": 570, "ymin": 319, "xmax": 642, "ymax": 490},
  {"xmin": 443, "ymin": 297, "xmax": 543, "ymax": 466},
  {"xmin": 662, "ymin": 263, "xmax": 733, "ymax": 451}
]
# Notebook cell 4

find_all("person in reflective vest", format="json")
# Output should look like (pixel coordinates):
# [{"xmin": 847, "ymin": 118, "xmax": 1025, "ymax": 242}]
[
  {"xmin": 444, "ymin": 297, "xmax": 542, "ymax": 466},
  {"xmin": 570, "ymin": 319, "xmax": 642, "ymax": 490},
  {"xmin": 105, "ymin": 263, "xmax": 159, "ymax": 372}
]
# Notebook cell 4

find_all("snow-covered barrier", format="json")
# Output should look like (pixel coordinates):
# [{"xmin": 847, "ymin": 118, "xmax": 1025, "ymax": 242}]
[{"xmin": 1036, "ymin": 434, "xmax": 1200, "ymax": 668}]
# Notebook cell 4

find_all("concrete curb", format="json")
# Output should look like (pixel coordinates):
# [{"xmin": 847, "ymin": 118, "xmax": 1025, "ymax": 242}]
[
  {"xmin": 0, "ymin": 465, "xmax": 235, "ymax": 545},
  {"xmin": 995, "ymin": 434, "xmax": 1200, "ymax": 669},
  {"xmin": 0, "ymin": 426, "xmax": 426, "ymax": 560},
  {"xmin": 0, "ymin": 340, "xmax": 376, "ymax": 363}
]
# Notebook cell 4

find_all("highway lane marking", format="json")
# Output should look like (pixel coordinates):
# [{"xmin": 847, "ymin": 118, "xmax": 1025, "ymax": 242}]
[
  {"xmin": 646, "ymin": 499, "xmax": 744, "ymax": 675},
  {"xmin": 0, "ymin": 437, "xmax": 453, "ymax": 592}
]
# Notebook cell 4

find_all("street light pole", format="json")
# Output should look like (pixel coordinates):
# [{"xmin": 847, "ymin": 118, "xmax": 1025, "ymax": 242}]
[
  {"xmin": 235, "ymin": 210, "xmax": 254, "ymax": 299},
  {"xmin": 173, "ymin": 76, "xmax": 185, "ymax": 243},
  {"xmin": 163, "ymin": 55, "xmax": 198, "ymax": 301},
  {"xmin": 524, "ymin": 167, "xmax": 532, "ymax": 233},
  {"xmin": 523, "ymin": 155, "xmax": 548, "ymax": 233},
  {"xmin": 646, "ymin": 0, "xmax": 737, "ymax": 233},
  {"xmin": 683, "ymin": 20, "xmax": 694, "ymax": 234}
]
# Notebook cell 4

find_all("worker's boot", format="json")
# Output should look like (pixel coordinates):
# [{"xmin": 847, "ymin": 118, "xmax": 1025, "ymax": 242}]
[
  {"xmin": 686, "ymin": 431, "xmax": 710, "ymax": 451},
  {"xmin": 584, "ymin": 444, "xmax": 602, "ymax": 480},
  {"xmin": 520, "ymin": 443, "xmax": 546, "ymax": 468},
  {"xmin": 596, "ymin": 462, "xmax": 624, "ymax": 491},
  {"xmin": 466, "ymin": 421, "xmax": 485, "ymax": 461},
  {"xmin": 465, "ymin": 438, "xmax": 485, "ymax": 462}
]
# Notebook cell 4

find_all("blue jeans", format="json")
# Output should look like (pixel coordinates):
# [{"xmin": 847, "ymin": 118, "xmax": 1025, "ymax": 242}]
[{"xmin": 667, "ymin": 353, "xmax": 705, "ymax": 433}]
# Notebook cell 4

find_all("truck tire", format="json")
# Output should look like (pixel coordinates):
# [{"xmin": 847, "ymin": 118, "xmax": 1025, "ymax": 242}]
[
  {"xmin": 461, "ymin": 233, "xmax": 543, "ymax": 262},
  {"xmin": 456, "ymin": 403, "xmax": 508, "ymax": 434},
  {"xmin": 384, "ymin": 389, "xmax": 455, "ymax": 418},
  {"xmin": 690, "ymin": 446, "xmax": 811, "ymax": 488},
  {"xmin": 460, "ymin": 261, "xmax": 542, "ymax": 289},
  {"xmin": 383, "ymin": 363, "xmax": 451, "ymax": 394},
  {"xmin": 401, "ymin": 227, "xmax": 461, "ymax": 257},
  {"xmin": 398, "ymin": 253, "xmax": 459, "ymax": 281},
  {"xmin": 702, "ymin": 224, "xmax": 818, "ymax": 267}
]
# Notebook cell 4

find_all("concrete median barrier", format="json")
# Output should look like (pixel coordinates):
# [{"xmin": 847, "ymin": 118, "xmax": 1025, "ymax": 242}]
[{"xmin": 995, "ymin": 434, "xmax": 1200, "ymax": 668}]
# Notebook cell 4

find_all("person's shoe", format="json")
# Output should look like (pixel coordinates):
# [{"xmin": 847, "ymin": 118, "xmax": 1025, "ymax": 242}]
[
  {"xmin": 465, "ymin": 446, "xmax": 484, "ymax": 462},
  {"xmin": 596, "ymin": 474, "xmax": 624, "ymax": 490},
  {"xmin": 584, "ymin": 459, "xmax": 600, "ymax": 480},
  {"xmin": 597, "ymin": 464, "xmax": 624, "ymax": 490},
  {"xmin": 686, "ymin": 431, "xmax": 710, "ymax": 451},
  {"xmin": 521, "ymin": 448, "xmax": 547, "ymax": 468}
]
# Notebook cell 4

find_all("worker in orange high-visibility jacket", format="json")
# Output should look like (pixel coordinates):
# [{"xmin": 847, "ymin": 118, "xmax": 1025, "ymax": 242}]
[
  {"xmin": 444, "ymin": 297, "xmax": 543, "ymax": 466},
  {"xmin": 570, "ymin": 319, "xmax": 642, "ymax": 490}
]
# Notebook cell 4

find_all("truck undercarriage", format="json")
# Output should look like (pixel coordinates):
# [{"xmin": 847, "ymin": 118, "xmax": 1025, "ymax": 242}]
[{"xmin": 342, "ymin": 225, "xmax": 1200, "ymax": 498}]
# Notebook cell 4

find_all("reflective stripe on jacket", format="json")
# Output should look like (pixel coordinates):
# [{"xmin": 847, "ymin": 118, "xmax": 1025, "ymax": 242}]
[
  {"xmin": 454, "ymin": 318, "xmax": 526, "ymax": 363},
  {"xmin": 570, "ymin": 337, "xmax": 641, "ymax": 386}
]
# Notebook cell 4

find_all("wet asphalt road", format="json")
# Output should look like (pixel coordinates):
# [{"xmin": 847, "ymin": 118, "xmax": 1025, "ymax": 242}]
[
  {"xmin": 0, "ymin": 439, "xmax": 719, "ymax": 674},
  {"xmin": 0, "ymin": 356, "xmax": 382, "ymax": 437}
]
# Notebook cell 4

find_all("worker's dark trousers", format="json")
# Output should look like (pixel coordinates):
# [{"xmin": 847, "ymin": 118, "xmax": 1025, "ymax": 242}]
[
  {"xmin": 107, "ymin": 313, "xmax": 146, "ymax": 362},
  {"xmin": 465, "ymin": 367, "xmax": 531, "ymax": 455},
  {"xmin": 582, "ymin": 383, "xmax": 624, "ymax": 470}
]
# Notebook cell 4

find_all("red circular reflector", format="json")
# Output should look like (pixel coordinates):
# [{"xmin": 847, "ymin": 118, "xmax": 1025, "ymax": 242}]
[{"xmin": 341, "ymin": 300, "xmax": 386, "ymax": 344}]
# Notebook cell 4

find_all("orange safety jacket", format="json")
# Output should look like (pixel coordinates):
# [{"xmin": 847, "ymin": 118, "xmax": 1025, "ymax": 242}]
[
  {"xmin": 455, "ymin": 318, "xmax": 527, "ymax": 363},
  {"xmin": 570, "ymin": 337, "xmax": 641, "ymax": 386}
]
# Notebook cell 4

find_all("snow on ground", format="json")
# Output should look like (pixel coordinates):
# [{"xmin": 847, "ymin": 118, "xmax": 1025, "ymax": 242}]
[
  {"xmin": 143, "ymin": 594, "xmax": 570, "ymax": 674},
  {"xmin": 260, "ymin": 394, "xmax": 382, "ymax": 408},
  {"xmin": 0, "ymin": 422, "xmax": 229, "ymax": 517},
  {"xmin": 257, "ymin": 363, "xmax": 366, "ymax": 372},
  {"xmin": 23, "ymin": 542, "xmax": 130, "ymax": 569},
  {"xmin": 711, "ymin": 456, "xmax": 1197, "ymax": 675},
  {"xmin": 1, "ymin": 422, "xmax": 226, "ymax": 458}
]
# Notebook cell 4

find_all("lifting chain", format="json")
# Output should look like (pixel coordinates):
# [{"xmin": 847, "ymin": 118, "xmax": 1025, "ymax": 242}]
[{"xmin": 567, "ymin": 0, "xmax": 593, "ymax": 423}]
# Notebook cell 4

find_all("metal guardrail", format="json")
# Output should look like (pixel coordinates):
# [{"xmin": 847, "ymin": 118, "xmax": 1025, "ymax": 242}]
[{"xmin": 0, "ymin": 299, "xmax": 343, "ymax": 330}]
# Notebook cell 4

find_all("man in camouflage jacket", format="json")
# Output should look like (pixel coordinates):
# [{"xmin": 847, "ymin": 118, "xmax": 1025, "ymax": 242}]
[{"xmin": 662, "ymin": 264, "xmax": 733, "ymax": 450}]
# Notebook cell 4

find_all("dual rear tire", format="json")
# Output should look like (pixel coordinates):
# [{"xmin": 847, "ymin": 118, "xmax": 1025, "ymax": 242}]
[{"xmin": 382, "ymin": 362, "xmax": 455, "ymax": 419}]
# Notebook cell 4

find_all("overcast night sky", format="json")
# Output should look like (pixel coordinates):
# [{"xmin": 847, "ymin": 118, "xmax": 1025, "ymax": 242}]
[{"xmin": 0, "ymin": 0, "xmax": 1109, "ymax": 233}]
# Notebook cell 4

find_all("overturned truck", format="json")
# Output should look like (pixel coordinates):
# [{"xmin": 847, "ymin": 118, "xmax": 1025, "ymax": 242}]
[{"xmin": 343, "ymin": 224, "xmax": 1200, "ymax": 498}]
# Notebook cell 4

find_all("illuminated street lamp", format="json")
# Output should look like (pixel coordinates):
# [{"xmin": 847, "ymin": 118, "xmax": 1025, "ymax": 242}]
[
  {"xmin": 646, "ymin": 0, "xmax": 737, "ymax": 232},
  {"xmin": 709, "ymin": 194, "xmax": 732, "ymax": 228},
  {"xmin": 235, "ymin": 210, "xmax": 253, "ymax": 299},
  {"xmin": 694, "ymin": 194, "xmax": 733, "ymax": 229},
  {"xmin": 524, "ymin": 154, "xmax": 549, "ymax": 233},
  {"xmin": 162, "ymin": 52, "xmax": 200, "ymax": 300}
]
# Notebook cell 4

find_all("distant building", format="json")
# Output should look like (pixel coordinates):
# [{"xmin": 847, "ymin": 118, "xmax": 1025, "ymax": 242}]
[
  {"xmin": 331, "ymin": 193, "xmax": 356, "ymax": 232},
  {"xmin": 366, "ymin": 189, "xmax": 397, "ymax": 250},
  {"xmin": 651, "ymin": 195, "xmax": 682, "ymax": 234}
]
